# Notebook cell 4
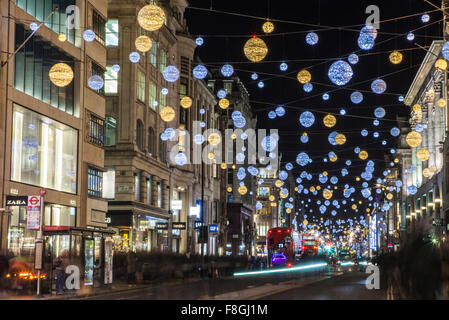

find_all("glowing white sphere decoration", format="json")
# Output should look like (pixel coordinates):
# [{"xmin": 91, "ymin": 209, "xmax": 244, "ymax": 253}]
[
  {"xmin": 443, "ymin": 41, "xmax": 449, "ymax": 61},
  {"xmin": 296, "ymin": 152, "xmax": 312, "ymax": 166},
  {"xmin": 299, "ymin": 111, "xmax": 315, "ymax": 128},
  {"xmin": 301, "ymin": 133, "xmax": 309, "ymax": 143},
  {"xmin": 351, "ymin": 91, "xmax": 364, "ymax": 104},
  {"xmin": 340, "ymin": 109, "xmax": 346, "ymax": 116},
  {"xmin": 322, "ymin": 93, "xmax": 330, "ymax": 101},
  {"xmin": 275, "ymin": 106, "xmax": 286, "ymax": 117},
  {"xmin": 174, "ymin": 152, "xmax": 188, "ymax": 166},
  {"xmin": 193, "ymin": 134, "xmax": 205, "ymax": 145},
  {"xmin": 83, "ymin": 29, "xmax": 95, "ymax": 42},
  {"xmin": 328, "ymin": 131, "xmax": 338, "ymax": 146},
  {"xmin": 361, "ymin": 129, "xmax": 368, "ymax": 137},
  {"xmin": 193, "ymin": 65, "xmax": 208, "ymax": 79},
  {"xmin": 217, "ymin": 89, "xmax": 227, "ymax": 99},
  {"xmin": 361, "ymin": 25, "xmax": 378, "ymax": 39},
  {"xmin": 374, "ymin": 107, "xmax": 386, "ymax": 118},
  {"xmin": 371, "ymin": 79, "xmax": 387, "ymax": 94},
  {"xmin": 251, "ymin": 73, "xmax": 258, "ymax": 80},
  {"xmin": 112, "ymin": 64, "xmax": 121, "ymax": 73},
  {"xmin": 30, "ymin": 22, "xmax": 39, "ymax": 31},
  {"xmin": 88, "ymin": 75, "xmax": 104, "ymax": 90},
  {"xmin": 328, "ymin": 60, "xmax": 354, "ymax": 86},
  {"xmin": 258, "ymin": 81, "xmax": 264, "ymax": 88},
  {"xmin": 195, "ymin": 37, "xmax": 204, "ymax": 46},
  {"xmin": 421, "ymin": 14, "xmax": 430, "ymax": 23},
  {"xmin": 306, "ymin": 32, "xmax": 319, "ymax": 45},
  {"xmin": 129, "ymin": 52, "xmax": 141, "ymax": 63},
  {"xmin": 358, "ymin": 33, "xmax": 375, "ymax": 50},
  {"xmin": 407, "ymin": 32, "xmax": 415, "ymax": 41},
  {"xmin": 161, "ymin": 88, "xmax": 169, "ymax": 95},
  {"xmin": 233, "ymin": 116, "xmax": 246, "ymax": 128},
  {"xmin": 268, "ymin": 111, "xmax": 276, "ymax": 119},
  {"xmin": 280, "ymin": 62, "xmax": 288, "ymax": 71},
  {"xmin": 303, "ymin": 83, "xmax": 313, "ymax": 92},
  {"xmin": 162, "ymin": 65, "xmax": 180, "ymax": 82},
  {"xmin": 348, "ymin": 54, "xmax": 359, "ymax": 65},
  {"xmin": 221, "ymin": 64, "xmax": 234, "ymax": 77},
  {"xmin": 261, "ymin": 135, "xmax": 277, "ymax": 152}
]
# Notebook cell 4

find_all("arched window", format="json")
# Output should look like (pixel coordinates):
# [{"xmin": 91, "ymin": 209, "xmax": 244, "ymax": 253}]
[
  {"xmin": 148, "ymin": 127, "xmax": 154, "ymax": 156},
  {"xmin": 136, "ymin": 119, "xmax": 143, "ymax": 151}
]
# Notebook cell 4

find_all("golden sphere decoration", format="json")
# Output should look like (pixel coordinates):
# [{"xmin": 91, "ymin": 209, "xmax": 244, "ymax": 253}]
[
  {"xmin": 437, "ymin": 98, "xmax": 447, "ymax": 108},
  {"xmin": 218, "ymin": 98, "xmax": 230, "ymax": 109},
  {"xmin": 238, "ymin": 185, "xmax": 248, "ymax": 195},
  {"xmin": 435, "ymin": 58, "xmax": 448, "ymax": 71},
  {"xmin": 429, "ymin": 165, "xmax": 437, "ymax": 173},
  {"xmin": 356, "ymin": 177, "xmax": 361, "ymax": 181},
  {"xmin": 316, "ymin": 186, "xmax": 321, "ymax": 191},
  {"xmin": 227, "ymin": 187, "xmax": 232, "ymax": 193},
  {"xmin": 159, "ymin": 106, "xmax": 175, "ymax": 122},
  {"xmin": 359, "ymin": 150, "xmax": 368, "ymax": 160},
  {"xmin": 297, "ymin": 69, "xmax": 312, "ymax": 84},
  {"xmin": 208, "ymin": 152, "xmax": 215, "ymax": 160},
  {"xmin": 180, "ymin": 96, "xmax": 193, "ymax": 109},
  {"xmin": 262, "ymin": 21, "xmax": 274, "ymax": 34},
  {"xmin": 275, "ymin": 179, "xmax": 283, "ymax": 188},
  {"xmin": 58, "ymin": 33, "xmax": 67, "ymax": 42},
  {"xmin": 303, "ymin": 219, "xmax": 308, "ymax": 226},
  {"xmin": 423, "ymin": 168, "xmax": 432, "ymax": 178},
  {"xmin": 323, "ymin": 171, "xmax": 328, "ymax": 176},
  {"xmin": 231, "ymin": 134, "xmax": 237, "ymax": 140},
  {"xmin": 286, "ymin": 208, "xmax": 292, "ymax": 214},
  {"xmin": 389, "ymin": 50, "xmax": 403, "ymax": 64},
  {"xmin": 280, "ymin": 189, "xmax": 288, "ymax": 198},
  {"xmin": 271, "ymin": 202, "xmax": 277, "ymax": 207},
  {"xmin": 335, "ymin": 133, "xmax": 347, "ymax": 145},
  {"xmin": 269, "ymin": 195, "xmax": 275, "ymax": 202},
  {"xmin": 406, "ymin": 131, "xmax": 422, "ymax": 148},
  {"xmin": 417, "ymin": 148, "xmax": 430, "ymax": 161},
  {"xmin": 394, "ymin": 158, "xmax": 400, "ymax": 164},
  {"xmin": 208, "ymin": 133, "xmax": 221, "ymax": 146},
  {"xmin": 323, "ymin": 189, "xmax": 333, "ymax": 200},
  {"xmin": 386, "ymin": 193, "xmax": 393, "ymax": 200},
  {"xmin": 49, "ymin": 63, "xmax": 74, "ymax": 87},
  {"xmin": 323, "ymin": 114, "xmax": 337, "ymax": 128},
  {"xmin": 352, "ymin": 204, "xmax": 357, "ymax": 210},
  {"xmin": 366, "ymin": 208, "xmax": 370, "ymax": 213},
  {"xmin": 137, "ymin": 4, "xmax": 166, "ymax": 32},
  {"xmin": 220, "ymin": 163, "xmax": 227, "ymax": 169},
  {"xmin": 330, "ymin": 154, "xmax": 338, "ymax": 162},
  {"xmin": 231, "ymin": 164, "xmax": 236, "ymax": 169},
  {"xmin": 135, "ymin": 35, "xmax": 152, "ymax": 52},
  {"xmin": 243, "ymin": 36, "xmax": 268, "ymax": 62},
  {"xmin": 309, "ymin": 186, "xmax": 316, "ymax": 192},
  {"xmin": 294, "ymin": 187, "xmax": 298, "ymax": 191},
  {"xmin": 412, "ymin": 104, "xmax": 422, "ymax": 112}
]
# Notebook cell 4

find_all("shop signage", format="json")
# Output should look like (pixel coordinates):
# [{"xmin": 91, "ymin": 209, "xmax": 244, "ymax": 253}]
[
  {"xmin": 27, "ymin": 196, "xmax": 41, "ymax": 230},
  {"xmin": 209, "ymin": 224, "xmax": 218, "ymax": 233},
  {"xmin": 190, "ymin": 206, "xmax": 200, "ymax": 217},
  {"xmin": 44, "ymin": 226, "xmax": 70, "ymax": 231},
  {"xmin": 6, "ymin": 196, "xmax": 28, "ymax": 206},
  {"xmin": 171, "ymin": 200, "xmax": 183, "ymax": 210},
  {"xmin": 194, "ymin": 221, "xmax": 202, "ymax": 229},
  {"xmin": 156, "ymin": 222, "xmax": 169, "ymax": 230},
  {"xmin": 172, "ymin": 222, "xmax": 186, "ymax": 230}
]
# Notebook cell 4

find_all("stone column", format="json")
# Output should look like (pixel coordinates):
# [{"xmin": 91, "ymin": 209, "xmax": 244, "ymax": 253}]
[
  {"xmin": 151, "ymin": 175, "xmax": 158, "ymax": 207},
  {"xmin": 141, "ymin": 171, "xmax": 149, "ymax": 204},
  {"xmin": 162, "ymin": 179, "xmax": 169, "ymax": 211}
]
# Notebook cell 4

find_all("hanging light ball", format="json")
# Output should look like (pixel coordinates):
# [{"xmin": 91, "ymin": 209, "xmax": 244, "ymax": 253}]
[
  {"xmin": 88, "ymin": 75, "xmax": 104, "ymax": 90},
  {"xmin": 335, "ymin": 134, "xmax": 346, "ymax": 145},
  {"xmin": 328, "ymin": 60, "xmax": 353, "ymax": 86},
  {"xmin": 361, "ymin": 25, "xmax": 378, "ymax": 39},
  {"xmin": 389, "ymin": 50, "xmax": 403, "ymax": 64},
  {"xmin": 217, "ymin": 89, "xmax": 227, "ymax": 99},
  {"xmin": 268, "ymin": 111, "xmax": 276, "ymax": 119},
  {"xmin": 398, "ymin": 95, "xmax": 404, "ymax": 102},
  {"xmin": 238, "ymin": 185, "xmax": 248, "ymax": 195},
  {"xmin": 219, "ymin": 98, "xmax": 230, "ymax": 109},
  {"xmin": 258, "ymin": 81, "xmax": 264, "ymax": 88},
  {"xmin": 351, "ymin": 91, "xmax": 364, "ymax": 104},
  {"xmin": 406, "ymin": 131, "xmax": 422, "ymax": 148},
  {"xmin": 303, "ymin": 82, "xmax": 313, "ymax": 93},
  {"xmin": 112, "ymin": 64, "xmax": 121, "ymax": 73},
  {"xmin": 358, "ymin": 33, "xmax": 375, "ymax": 50},
  {"xmin": 159, "ymin": 106, "xmax": 175, "ymax": 122},
  {"xmin": 359, "ymin": 150, "xmax": 369, "ymax": 160},
  {"xmin": 58, "ymin": 33, "xmax": 67, "ymax": 42},
  {"xmin": 390, "ymin": 127, "xmax": 400, "ymax": 137},
  {"xmin": 417, "ymin": 148, "xmax": 430, "ymax": 161},
  {"xmin": 192, "ymin": 64, "xmax": 208, "ymax": 79},
  {"xmin": 162, "ymin": 65, "xmax": 180, "ymax": 82},
  {"xmin": 251, "ymin": 73, "xmax": 258, "ymax": 80},
  {"xmin": 299, "ymin": 111, "xmax": 315, "ymax": 128},
  {"xmin": 275, "ymin": 106, "xmax": 286, "ymax": 117},
  {"xmin": 423, "ymin": 168, "xmax": 432, "ymax": 178},
  {"xmin": 280, "ymin": 62, "xmax": 288, "ymax": 71},
  {"xmin": 371, "ymin": 79, "xmax": 387, "ymax": 94},
  {"xmin": 374, "ymin": 107, "xmax": 386, "ymax": 118},
  {"xmin": 348, "ymin": 53, "xmax": 359, "ymax": 65},
  {"xmin": 161, "ymin": 88, "xmax": 169, "ymax": 95},
  {"xmin": 135, "ymin": 35, "xmax": 152, "ymax": 52},
  {"xmin": 323, "ymin": 189, "xmax": 333, "ymax": 200},
  {"xmin": 221, "ymin": 64, "xmax": 234, "ymax": 77},
  {"xmin": 195, "ymin": 37, "xmax": 204, "ymax": 46},
  {"xmin": 407, "ymin": 32, "xmax": 415, "ymax": 41},
  {"xmin": 412, "ymin": 104, "xmax": 422, "ymax": 113},
  {"xmin": 438, "ymin": 98, "xmax": 447, "ymax": 108},
  {"xmin": 208, "ymin": 133, "xmax": 221, "ymax": 146},
  {"xmin": 48, "ymin": 63, "xmax": 74, "ymax": 87},
  {"xmin": 435, "ymin": 59, "xmax": 448, "ymax": 71},
  {"xmin": 443, "ymin": 41, "xmax": 449, "ymax": 60},
  {"xmin": 30, "ymin": 22, "xmax": 39, "ymax": 31},
  {"xmin": 421, "ymin": 14, "xmax": 430, "ymax": 23},
  {"xmin": 297, "ymin": 69, "xmax": 312, "ymax": 84},
  {"xmin": 129, "ymin": 52, "xmax": 141, "ymax": 63},
  {"xmin": 322, "ymin": 93, "xmax": 330, "ymax": 101},
  {"xmin": 83, "ymin": 29, "xmax": 95, "ymax": 42},
  {"xmin": 262, "ymin": 21, "xmax": 274, "ymax": 33},
  {"xmin": 306, "ymin": 32, "xmax": 319, "ymax": 45},
  {"xmin": 323, "ymin": 114, "xmax": 337, "ymax": 128},
  {"xmin": 137, "ymin": 4, "xmax": 166, "ymax": 31},
  {"xmin": 180, "ymin": 96, "xmax": 193, "ymax": 109},
  {"xmin": 244, "ymin": 36, "xmax": 268, "ymax": 62},
  {"xmin": 301, "ymin": 132, "xmax": 309, "ymax": 143},
  {"xmin": 174, "ymin": 152, "xmax": 188, "ymax": 166}
]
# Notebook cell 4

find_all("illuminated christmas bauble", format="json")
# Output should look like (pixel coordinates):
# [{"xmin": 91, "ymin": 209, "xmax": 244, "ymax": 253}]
[
  {"xmin": 297, "ymin": 69, "xmax": 312, "ymax": 84},
  {"xmin": 262, "ymin": 21, "xmax": 274, "ymax": 33},
  {"xmin": 219, "ymin": 98, "xmax": 230, "ymax": 109},
  {"xmin": 303, "ymin": 82, "xmax": 313, "ymax": 92},
  {"xmin": 358, "ymin": 33, "xmax": 375, "ymax": 50},
  {"xmin": 296, "ymin": 152, "xmax": 312, "ymax": 166},
  {"xmin": 174, "ymin": 152, "xmax": 188, "ymax": 166},
  {"xmin": 406, "ymin": 131, "xmax": 422, "ymax": 148},
  {"xmin": 374, "ymin": 107, "xmax": 386, "ymax": 118},
  {"xmin": 437, "ymin": 98, "xmax": 447, "ymax": 108},
  {"xmin": 299, "ymin": 111, "xmax": 315, "ymax": 127},
  {"xmin": 361, "ymin": 25, "xmax": 378, "ymax": 39},
  {"xmin": 220, "ymin": 163, "xmax": 227, "ymax": 169},
  {"xmin": 208, "ymin": 133, "xmax": 221, "ymax": 146},
  {"xmin": 83, "ymin": 29, "xmax": 95, "ymax": 42},
  {"xmin": 371, "ymin": 79, "xmax": 387, "ymax": 94},
  {"xmin": 193, "ymin": 64, "xmax": 208, "ymax": 79},
  {"xmin": 88, "ymin": 75, "xmax": 104, "ymax": 90},
  {"xmin": 227, "ymin": 187, "xmax": 232, "ymax": 193},
  {"xmin": 306, "ymin": 32, "xmax": 319, "ymax": 45},
  {"xmin": 329, "ymin": 154, "xmax": 338, "ymax": 162},
  {"xmin": 423, "ymin": 168, "xmax": 432, "ymax": 178},
  {"xmin": 275, "ymin": 179, "xmax": 283, "ymax": 188},
  {"xmin": 348, "ymin": 53, "xmax": 359, "ymax": 65},
  {"xmin": 280, "ymin": 62, "xmax": 288, "ymax": 71},
  {"xmin": 58, "ymin": 33, "xmax": 67, "ymax": 42},
  {"xmin": 359, "ymin": 150, "xmax": 368, "ymax": 160},
  {"xmin": 49, "ymin": 63, "xmax": 74, "ymax": 87},
  {"xmin": 323, "ymin": 189, "xmax": 333, "ymax": 200},
  {"xmin": 351, "ymin": 91, "xmax": 363, "ymax": 104},
  {"xmin": 422, "ymin": 14, "xmax": 430, "ymax": 23},
  {"xmin": 195, "ymin": 37, "xmax": 204, "ymax": 46},
  {"xmin": 129, "ymin": 52, "xmax": 140, "ymax": 63},
  {"xmin": 138, "ymin": 4, "xmax": 166, "ymax": 31},
  {"xmin": 159, "ymin": 106, "xmax": 175, "ymax": 122},
  {"xmin": 412, "ymin": 104, "xmax": 422, "ymax": 113},
  {"xmin": 275, "ymin": 106, "xmax": 286, "ymax": 117},
  {"xmin": 221, "ymin": 64, "xmax": 234, "ymax": 77},
  {"xmin": 162, "ymin": 65, "xmax": 180, "ymax": 82},
  {"xmin": 238, "ymin": 185, "xmax": 248, "ymax": 195},
  {"xmin": 417, "ymin": 148, "xmax": 430, "ymax": 161},
  {"xmin": 135, "ymin": 35, "xmax": 152, "ymax": 52},
  {"xmin": 180, "ymin": 96, "xmax": 192, "ymax": 109},
  {"xmin": 407, "ymin": 32, "xmax": 415, "ymax": 41},
  {"xmin": 435, "ymin": 59, "xmax": 448, "ymax": 71},
  {"xmin": 389, "ymin": 50, "xmax": 403, "ymax": 64},
  {"xmin": 328, "ymin": 131, "xmax": 338, "ymax": 146},
  {"xmin": 323, "ymin": 114, "xmax": 337, "ymax": 128},
  {"xmin": 269, "ymin": 195, "xmax": 275, "ymax": 202},
  {"xmin": 328, "ymin": 60, "xmax": 353, "ymax": 86},
  {"xmin": 112, "ymin": 64, "xmax": 121, "ymax": 73},
  {"xmin": 390, "ymin": 127, "xmax": 400, "ymax": 137},
  {"xmin": 30, "ymin": 22, "xmax": 39, "ymax": 31},
  {"xmin": 335, "ymin": 134, "xmax": 346, "ymax": 145},
  {"xmin": 244, "ymin": 36, "xmax": 268, "ymax": 62},
  {"xmin": 279, "ymin": 189, "xmax": 289, "ymax": 198},
  {"xmin": 208, "ymin": 152, "xmax": 215, "ymax": 160}
]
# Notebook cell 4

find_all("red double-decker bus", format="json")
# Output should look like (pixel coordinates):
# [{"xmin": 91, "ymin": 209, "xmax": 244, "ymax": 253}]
[
  {"xmin": 301, "ymin": 234, "xmax": 318, "ymax": 256},
  {"xmin": 266, "ymin": 227, "xmax": 300, "ymax": 268}
]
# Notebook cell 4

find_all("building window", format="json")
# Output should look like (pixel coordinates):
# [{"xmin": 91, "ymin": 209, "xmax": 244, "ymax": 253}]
[
  {"xmin": 150, "ymin": 41, "xmax": 158, "ymax": 67},
  {"xmin": 44, "ymin": 204, "xmax": 76, "ymax": 227},
  {"xmin": 105, "ymin": 66, "xmax": 118, "ymax": 94},
  {"xmin": 136, "ymin": 120, "xmax": 144, "ymax": 151},
  {"xmin": 103, "ymin": 167, "xmax": 115, "ymax": 199},
  {"xmin": 90, "ymin": 60, "xmax": 105, "ymax": 95},
  {"xmin": 160, "ymin": 91, "xmax": 167, "ymax": 108},
  {"xmin": 105, "ymin": 19, "xmax": 119, "ymax": 46},
  {"xmin": 224, "ymin": 81, "xmax": 233, "ymax": 95},
  {"xmin": 89, "ymin": 113, "xmax": 104, "ymax": 146},
  {"xmin": 14, "ymin": 24, "xmax": 75, "ymax": 115},
  {"xmin": 11, "ymin": 103, "xmax": 78, "ymax": 194},
  {"xmin": 180, "ymin": 56, "xmax": 189, "ymax": 75},
  {"xmin": 159, "ymin": 49, "xmax": 167, "ymax": 73},
  {"xmin": 105, "ymin": 116, "xmax": 116, "ymax": 146},
  {"xmin": 207, "ymin": 80, "xmax": 215, "ymax": 91},
  {"xmin": 148, "ymin": 127, "xmax": 154, "ymax": 156},
  {"xmin": 148, "ymin": 80, "xmax": 157, "ymax": 109},
  {"xmin": 157, "ymin": 182, "xmax": 162, "ymax": 207},
  {"xmin": 146, "ymin": 175, "xmax": 152, "ymax": 205},
  {"xmin": 88, "ymin": 167, "xmax": 103, "ymax": 198},
  {"xmin": 158, "ymin": 138, "xmax": 166, "ymax": 162},
  {"xmin": 16, "ymin": 0, "xmax": 77, "ymax": 46},
  {"xmin": 134, "ymin": 171, "xmax": 141, "ymax": 202},
  {"xmin": 137, "ymin": 70, "xmax": 146, "ymax": 102},
  {"xmin": 179, "ymin": 76, "xmax": 188, "ymax": 99},
  {"xmin": 92, "ymin": 10, "xmax": 106, "ymax": 45}
]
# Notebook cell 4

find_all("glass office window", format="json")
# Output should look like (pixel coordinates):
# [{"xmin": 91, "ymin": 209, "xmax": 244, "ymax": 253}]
[
  {"xmin": 89, "ymin": 114, "xmax": 104, "ymax": 146},
  {"xmin": 105, "ymin": 19, "xmax": 119, "ymax": 46},
  {"xmin": 105, "ymin": 66, "xmax": 118, "ymax": 94},
  {"xmin": 150, "ymin": 41, "xmax": 158, "ymax": 67},
  {"xmin": 90, "ymin": 60, "xmax": 105, "ymax": 96},
  {"xmin": 137, "ymin": 70, "xmax": 146, "ymax": 102},
  {"xmin": 136, "ymin": 120, "xmax": 144, "ymax": 151},
  {"xmin": 11, "ymin": 103, "xmax": 78, "ymax": 194},
  {"xmin": 102, "ymin": 167, "xmax": 115, "ymax": 199},
  {"xmin": 157, "ymin": 182, "xmax": 162, "ymax": 208},
  {"xmin": 14, "ymin": 24, "xmax": 75, "ymax": 116},
  {"xmin": 159, "ymin": 49, "xmax": 167, "ymax": 73},
  {"xmin": 160, "ymin": 91, "xmax": 167, "ymax": 108},
  {"xmin": 148, "ymin": 80, "xmax": 157, "ymax": 109},
  {"xmin": 105, "ymin": 116, "xmax": 116, "ymax": 146},
  {"xmin": 88, "ymin": 167, "xmax": 103, "ymax": 198},
  {"xmin": 148, "ymin": 127, "xmax": 154, "ymax": 155},
  {"xmin": 44, "ymin": 204, "xmax": 76, "ymax": 227},
  {"xmin": 146, "ymin": 175, "xmax": 152, "ymax": 205},
  {"xmin": 93, "ymin": 10, "xmax": 106, "ymax": 45},
  {"xmin": 179, "ymin": 77, "xmax": 188, "ymax": 99},
  {"xmin": 135, "ymin": 171, "xmax": 141, "ymax": 202}
]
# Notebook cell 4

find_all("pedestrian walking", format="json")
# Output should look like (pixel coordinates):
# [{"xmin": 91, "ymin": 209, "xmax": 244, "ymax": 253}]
[{"xmin": 53, "ymin": 254, "xmax": 65, "ymax": 295}]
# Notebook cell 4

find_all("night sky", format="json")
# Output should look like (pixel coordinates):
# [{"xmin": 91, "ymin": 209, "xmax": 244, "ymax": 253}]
[{"xmin": 184, "ymin": 0, "xmax": 443, "ymax": 220}]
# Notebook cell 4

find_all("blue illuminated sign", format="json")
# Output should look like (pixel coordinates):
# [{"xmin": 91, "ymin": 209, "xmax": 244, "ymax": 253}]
[{"xmin": 209, "ymin": 224, "xmax": 218, "ymax": 233}]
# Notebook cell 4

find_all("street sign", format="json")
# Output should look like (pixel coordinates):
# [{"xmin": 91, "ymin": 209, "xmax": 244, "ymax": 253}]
[
  {"xmin": 27, "ymin": 196, "xmax": 41, "ymax": 230},
  {"xmin": 34, "ymin": 240, "xmax": 44, "ymax": 270},
  {"xmin": 6, "ymin": 196, "xmax": 28, "ymax": 206},
  {"xmin": 172, "ymin": 222, "xmax": 186, "ymax": 230}
]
